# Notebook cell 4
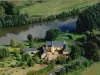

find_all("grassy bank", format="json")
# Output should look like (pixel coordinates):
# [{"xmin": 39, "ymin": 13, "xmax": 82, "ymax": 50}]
[{"xmin": 20, "ymin": 0, "xmax": 100, "ymax": 16}]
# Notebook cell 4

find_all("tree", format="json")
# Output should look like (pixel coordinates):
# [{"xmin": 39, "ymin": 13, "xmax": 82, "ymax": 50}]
[
  {"xmin": 19, "ymin": 43, "xmax": 24, "ymax": 52},
  {"xmin": 0, "ymin": 6, "xmax": 5, "ymax": 16},
  {"xmin": 29, "ymin": 41, "xmax": 34, "ymax": 48},
  {"xmin": 84, "ymin": 42, "xmax": 100, "ymax": 61},
  {"xmin": 27, "ymin": 34, "xmax": 33, "ymax": 41},
  {"xmin": 56, "ymin": 55, "xmax": 68, "ymax": 64},
  {"xmin": 33, "ymin": 56, "xmax": 40, "ymax": 63},
  {"xmin": 28, "ymin": 60, "xmax": 35, "ymax": 67},
  {"xmin": 0, "ymin": 1, "xmax": 19, "ymax": 15},
  {"xmin": 0, "ymin": 48, "xmax": 9, "ymax": 59},
  {"xmin": 54, "ymin": 28, "xmax": 60, "ymax": 37},
  {"xmin": 10, "ymin": 39, "xmax": 15, "ymax": 47},
  {"xmin": 45, "ymin": 28, "xmax": 60, "ymax": 41},
  {"xmin": 14, "ymin": 52, "xmax": 22, "ymax": 61},
  {"xmin": 70, "ymin": 43, "xmax": 82, "ymax": 59},
  {"xmin": 76, "ymin": 3, "xmax": 100, "ymax": 33},
  {"xmin": 22, "ymin": 53, "xmax": 32, "ymax": 62}
]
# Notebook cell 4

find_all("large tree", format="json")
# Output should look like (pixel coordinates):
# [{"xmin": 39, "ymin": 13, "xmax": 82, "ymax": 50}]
[
  {"xmin": 76, "ymin": 3, "xmax": 100, "ymax": 33},
  {"xmin": 70, "ymin": 43, "xmax": 83, "ymax": 59},
  {"xmin": 27, "ymin": 34, "xmax": 33, "ymax": 41},
  {"xmin": 0, "ymin": 1, "xmax": 19, "ymax": 15},
  {"xmin": 45, "ymin": 28, "xmax": 60, "ymax": 41},
  {"xmin": 84, "ymin": 42, "xmax": 100, "ymax": 61}
]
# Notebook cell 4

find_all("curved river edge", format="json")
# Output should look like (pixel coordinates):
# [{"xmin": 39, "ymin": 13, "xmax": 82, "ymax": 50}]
[{"xmin": 0, "ymin": 17, "xmax": 77, "ymax": 45}]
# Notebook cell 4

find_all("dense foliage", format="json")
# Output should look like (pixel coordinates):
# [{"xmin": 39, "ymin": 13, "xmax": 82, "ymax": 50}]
[
  {"xmin": 56, "ymin": 9, "xmax": 80, "ymax": 20},
  {"xmin": 0, "ymin": 1, "xmax": 80, "ymax": 28},
  {"xmin": 76, "ymin": 31, "xmax": 100, "ymax": 61},
  {"xmin": 0, "ymin": 1, "xmax": 19, "ymax": 15},
  {"xmin": 77, "ymin": 3, "xmax": 100, "ymax": 33},
  {"xmin": 0, "ymin": 48, "xmax": 9, "ymax": 60},
  {"xmin": 70, "ymin": 42, "xmax": 84, "ymax": 59},
  {"xmin": 0, "ymin": 14, "xmax": 31, "ymax": 27},
  {"xmin": 0, "ymin": 1, "xmax": 32, "ymax": 28},
  {"xmin": 45, "ymin": 28, "xmax": 60, "ymax": 41},
  {"xmin": 26, "ymin": 58, "xmax": 93, "ymax": 75},
  {"xmin": 27, "ymin": 61, "xmax": 55, "ymax": 75},
  {"xmin": 84, "ymin": 42, "xmax": 100, "ymax": 61}
]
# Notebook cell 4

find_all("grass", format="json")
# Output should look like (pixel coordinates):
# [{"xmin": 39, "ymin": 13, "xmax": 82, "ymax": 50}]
[
  {"xmin": 23, "ymin": 41, "xmax": 45, "ymax": 47},
  {"xmin": 7, "ymin": 46, "xmax": 20, "ymax": 52},
  {"xmin": 56, "ymin": 32, "xmax": 84, "ymax": 46},
  {"xmin": 0, "ymin": 64, "xmax": 47, "ymax": 75},
  {"xmin": 20, "ymin": 0, "xmax": 100, "ymax": 16},
  {"xmin": 82, "ymin": 62, "xmax": 100, "ymax": 75},
  {"xmin": 67, "ymin": 62, "xmax": 100, "ymax": 75}
]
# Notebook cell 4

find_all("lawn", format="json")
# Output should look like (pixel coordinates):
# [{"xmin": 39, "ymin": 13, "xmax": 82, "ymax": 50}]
[
  {"xmin": 67, "ymin": 62, "xmax": 100, "ymax": 75},
  {"xmin": 56, "ymin": 32, "xmax": 84, "ymax": 46},
  {"xmin": 20, "ymin": 0, "xmax": 100, "ymax": 16}
]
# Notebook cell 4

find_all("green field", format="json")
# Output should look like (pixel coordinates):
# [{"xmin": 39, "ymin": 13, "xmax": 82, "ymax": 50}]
[
  {"xmin": 67, "ymin": 62, "xmax": 100, "ymax": 75},
  {"xmin": 20, "ymin": 0, "xmax": 100, "ymax": 16}
]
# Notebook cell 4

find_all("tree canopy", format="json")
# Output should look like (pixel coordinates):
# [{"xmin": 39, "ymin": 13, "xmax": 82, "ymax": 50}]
[
  {"xmin": 45, "ymin": 28, "xmax": 60, "ymax": 41},
  {"xmin": 0, "ymin": 1, "xmax": 19, "ymax": 15},
  {"xmin": 77, "ymin": 3, "xmax": 100, "ymax": 33}
]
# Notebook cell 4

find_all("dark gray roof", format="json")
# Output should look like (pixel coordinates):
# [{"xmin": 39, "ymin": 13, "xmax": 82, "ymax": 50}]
[
  {"xmin": 63, "ymin": 44, "xmax": 69, "ymax": 52},
  {"xmin": 46, "ymin": 41, "xmax": 66, "ymax": 47},
  {"xmin": 24, "ymin": 48, "xmax": 39, "ymax": 53}
]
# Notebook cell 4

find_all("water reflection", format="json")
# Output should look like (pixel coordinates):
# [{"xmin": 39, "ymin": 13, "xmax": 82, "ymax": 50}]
[{"xmin": 0, "ymin": 18, "xmax": 77, "ymax": 45}]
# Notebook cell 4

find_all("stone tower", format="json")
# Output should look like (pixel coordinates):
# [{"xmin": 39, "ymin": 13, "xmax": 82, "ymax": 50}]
[{"xmin": 51, "ymin": 41, "xmax": 55, "ymax": 54}]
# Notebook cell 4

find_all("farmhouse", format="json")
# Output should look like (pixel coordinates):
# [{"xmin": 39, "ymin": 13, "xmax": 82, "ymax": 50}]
[
  {"xmin": 46, "ymin": 41, "xmax": 69, "ymax": 54},
  {"xmin": 41, "ymin": 41, "xmax": 69, "ymax": 60},
  {"xmin": 23, "ymin": 41, "xmax": 69, "ymax": 60}
]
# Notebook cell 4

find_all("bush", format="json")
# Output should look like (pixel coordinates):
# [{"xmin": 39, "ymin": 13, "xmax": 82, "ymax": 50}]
[
  {"xmin": 67, "ymin": 34, "xmax": 73, "ymax": 39},
  {"xmin": 22, "ymin": 66, "xmax": 26, "ymax": 69},
  {"xmin": 10, "ymin": 64, "xmax": 16, "ymax": 68},
  {"xmin": 56, "ymin": 55, "xmax": 68, "ymax": 64}
]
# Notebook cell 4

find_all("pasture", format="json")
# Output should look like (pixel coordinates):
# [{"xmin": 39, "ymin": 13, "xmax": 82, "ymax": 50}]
[{"xmin": 20, "ymin": 0, "xmax": 100, "ymax": 16}]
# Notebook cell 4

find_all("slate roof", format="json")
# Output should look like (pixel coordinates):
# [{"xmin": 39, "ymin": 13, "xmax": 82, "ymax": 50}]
[
  {"xmin": 46, "ymin": 41, "xmax": 66, "ymax": 47},
  {"xmin": 24, "ymin": 48, "xmax": 39, "ymax": 53}
]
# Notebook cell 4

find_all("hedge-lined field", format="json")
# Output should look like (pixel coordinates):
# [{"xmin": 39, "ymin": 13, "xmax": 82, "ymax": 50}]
[{"xmin": 20, "ymin": 0, "xmax": 100, "ymax": 16}]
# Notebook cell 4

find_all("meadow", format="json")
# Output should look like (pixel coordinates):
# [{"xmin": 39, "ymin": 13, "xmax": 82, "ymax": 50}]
[{"xmin": 20, "ymin": 0, "xmax": 100, "ymax": 16}]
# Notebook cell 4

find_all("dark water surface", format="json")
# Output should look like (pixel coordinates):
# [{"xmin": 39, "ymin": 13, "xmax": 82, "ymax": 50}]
[{"xmin": 0, "ymin": 18, "xmax": 77, "ymax": 45}]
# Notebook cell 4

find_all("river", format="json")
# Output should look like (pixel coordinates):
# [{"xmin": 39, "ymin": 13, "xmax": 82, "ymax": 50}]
[{"xmin": 0, "ymin": 18, "xmax": 77, "ymax": 45}]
